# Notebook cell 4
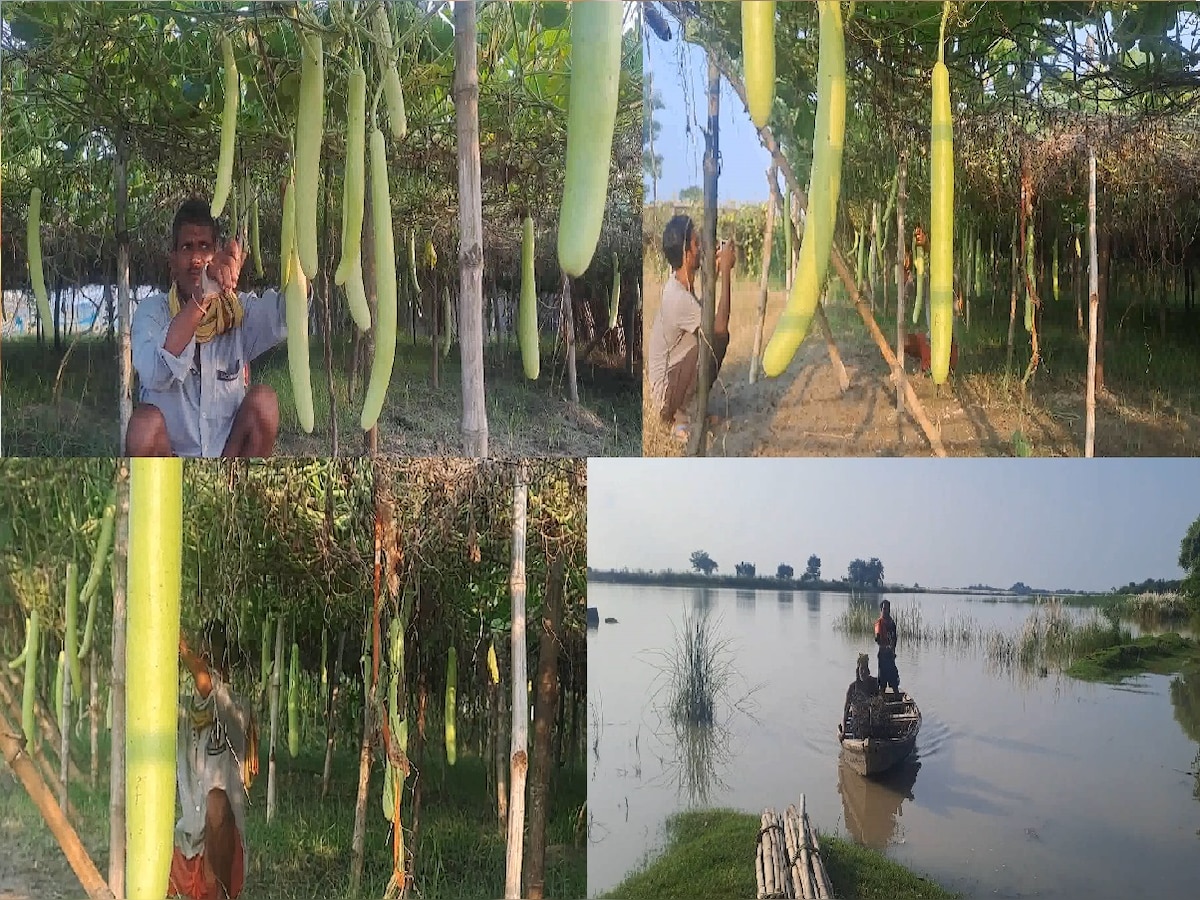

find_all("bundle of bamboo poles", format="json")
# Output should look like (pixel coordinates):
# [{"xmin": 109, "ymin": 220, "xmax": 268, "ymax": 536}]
[
  {"xmin": 756, "ymin": 809, "xmax": 792, "ymax": 899},
  {"xmin": 755, "ymin": 795, "xmax": 834, "ymax": 900},
  {"xmin": 787, "ymin": 795, "xmax": 834, "ymax": 899}
]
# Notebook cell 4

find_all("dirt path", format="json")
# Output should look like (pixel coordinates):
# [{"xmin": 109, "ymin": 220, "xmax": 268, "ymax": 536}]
[{"xmin": 643, "ymin": 276, "xmax": 1200, "ymax": 457}]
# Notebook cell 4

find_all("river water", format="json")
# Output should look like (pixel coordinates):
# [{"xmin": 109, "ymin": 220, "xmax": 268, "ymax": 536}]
[{"xmin": 587, "ymin": 583, "xmax": 1200, "ymax": 898}]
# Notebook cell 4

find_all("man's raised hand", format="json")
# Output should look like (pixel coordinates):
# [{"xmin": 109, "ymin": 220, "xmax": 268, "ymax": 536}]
[{"xmin": 208, "ymin": 238, "xmax": 244, "ymax": 294}]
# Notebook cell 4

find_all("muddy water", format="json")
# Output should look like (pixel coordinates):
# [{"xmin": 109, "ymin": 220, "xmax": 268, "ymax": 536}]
[{"xmin": 587, "ymin": 584, "xmax": 1200, "ymax": 898}]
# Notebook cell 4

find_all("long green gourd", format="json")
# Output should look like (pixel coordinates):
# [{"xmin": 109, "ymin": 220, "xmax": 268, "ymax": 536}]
[
  {"xmin": 77, "ymin": 485, "xmax": 117, "ymax": 661},
  {"xmin": 211, "ymin": 35, "xmax": 239, "ymax": 218},
  {"xmin": 445, "ymin": 646, "xmax": 457, "ymax": 766},
  {"xmin": 929, "ymin": 2, "xmax": 955, "ymax": 384},
  {"xmin": 519, "ymin": 216, "xmax": 539, "ymax": 380},
  {"xmin": 126, "ymin": 458, "xmax": 183, "ymax": 900},
  {"xmin": 288, "ymin": 641, "xmax": 300, "ymax": 757},
  {"xmin": 295, "ymin": 31, "xmax": 324, "ymax": 279},
  {"xmin": 608, "ymin": 253, "xmax": 621, "ymax": 330},
  {"xmin": 360, "ymin": 128, "xmax": 397, "ymax": 431},
  {"xmin": 21, "ymin": 610, "xmax": 39, "ymax": 746},
  {"xmin": 557, "ymin": 0, "xmax": 623, "ymax": 277},
  {"xmin": 743, "ymin": 1, "xmax": 776, "ymax": 129},
  {"xmin": 762, "ymin": 1, "xmax": 845, "ymax": 376},
  {"xmin": 28, "ymin": 188, "xmax": 52, "ymax": 330},
  {"xmin": 65, "ymin": 562, "xmax": 81, "ymax": 695}
]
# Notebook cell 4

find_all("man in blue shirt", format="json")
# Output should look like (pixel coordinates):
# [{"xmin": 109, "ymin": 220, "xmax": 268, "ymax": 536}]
[{"xmin": 127, "ymin": 199, "xmax": 295, "ymax": 457}]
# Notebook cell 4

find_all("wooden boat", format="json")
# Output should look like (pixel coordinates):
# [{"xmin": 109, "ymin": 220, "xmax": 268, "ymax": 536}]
[{"xmin": 837, "ymin": 690, "xmax": 921, "ymax": 777}]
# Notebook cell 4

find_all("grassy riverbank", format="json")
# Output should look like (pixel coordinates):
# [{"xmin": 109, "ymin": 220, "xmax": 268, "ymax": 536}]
[
  {"xmin": 600, "ymin": 809, "xmax": 957, "ymax": 900},
  {"xmin": 1066, "ymin": 632, "xmax": 1200, "ymax": 682}
]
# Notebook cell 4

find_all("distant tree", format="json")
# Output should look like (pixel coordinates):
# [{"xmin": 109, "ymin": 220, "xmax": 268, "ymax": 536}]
[
  {"xmin": 1179, "ymin": 515, "xmax": 1200, "ymax": 610},
  {"xmin": 848, "ymin": 558, "xmax": 884, "ymax": 588},
  {"xmin": 804, "ymin": 554, "xmax": 821, "ymax": 582},
  {"xmin": 679, "ymin": 185, "xmax": 704, "ymax": 203},
  {"xmin": 777, "ymin": 563, "xmax": 794, "ymax": 580},
  {"xmin": 1010, "ymin": 582, "xmax": 1033, "ymax": 595},
  {"xmin": 690, "ymin": 550, "xmax": 718, "ymax": 576},
  {"xmin": 735, "ymin": 561, "xmax": 756, "ymax": 578}
]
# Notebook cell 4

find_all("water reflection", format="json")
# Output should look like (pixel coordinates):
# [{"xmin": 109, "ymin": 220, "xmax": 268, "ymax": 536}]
[
  {"xmin": 1168, "ymin": 667, "xmax": 1200, "ymax": 743},
  {"xmin": 691, "ymin": 586, "xmax": 716, "ymax": 613},
  {"xmin": 778, "ymin": 590, "xmax": 794, "ymax": 605},
  {"xmin": 655, "ymin": 719, "xmax": 734, "ymax": 807},
  {"xmin": 737, "ymin": 590, "xmax": 757, "ymax": 612},
  {"xmin": 838, "ymin": 757, "xmax": 922, "ymax": 850},
  {"xmin": 806, "ymin": 590, "xmax": 821, "ymax": 613},
  {"xmin": 1168, "ymin": 667, "xmax": 1200, "ymax": 801}
]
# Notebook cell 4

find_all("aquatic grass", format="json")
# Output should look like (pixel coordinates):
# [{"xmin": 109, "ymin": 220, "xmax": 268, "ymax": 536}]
[
  {"xmin": 1122, "ymin": 591, "xmax": 1194, "ymax": 626},
  {"xmin": 642, "ymin": 607, "xmax": 760, "ymax": 805},
  {"xmin": 833, "ymin": 603, "xmax": 984, "ymax": 650}
]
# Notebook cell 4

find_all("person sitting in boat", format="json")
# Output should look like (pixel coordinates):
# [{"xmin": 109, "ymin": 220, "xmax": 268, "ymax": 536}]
[
  {"xmin": 875, "ymin": 599, "xmax": 900, "ymax": 694},
  {"xmin": 841, "ymin": 654, "xmax": 879, "ymax": 739}
]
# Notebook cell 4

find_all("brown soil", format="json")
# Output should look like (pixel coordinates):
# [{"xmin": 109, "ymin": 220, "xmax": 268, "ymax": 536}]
[{"xmin": 643, "ymin": 275, "xmax": 1200, "ymax": 457}]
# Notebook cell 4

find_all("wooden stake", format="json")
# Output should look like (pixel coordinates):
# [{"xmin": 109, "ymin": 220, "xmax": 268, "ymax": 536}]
[
  {"xmin": 750, "ymin": 167, "xmax": 779, "ymax": 385},
  {"xmin": 454, "ymin": 0, "xmax": 489, "ymax": 457},
  {"xmin": 1086, "ymin": 147, "xmax": 1099, "ymax": 458},
  {"xmin": 504, "ymin": 462, "xmax": 530, "ymax": 899},
  {"xmin": 814, "ymin": 303, "xmax": 850, "ymax": 393},
  {"xmin": 688, "ymin": 56, "xmax": 721, "ymax": 458},
  {"xmin": 895, "ymin": 152, "xmax": 908, "ymax": 414}
]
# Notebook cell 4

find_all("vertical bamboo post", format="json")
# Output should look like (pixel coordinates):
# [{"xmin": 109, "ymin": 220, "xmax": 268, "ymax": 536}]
[
  {"xmin": 687, "ymin": 57, "xmax": 720, "ymax": 457},
  {"xmin": 504, "ymin": 462, "xmax": 530, "ymax": 899},
  {"xmin": 750, "ymin": 166, "xmax": 779, "ymax": 385},
  {"xmin": 1085, "ymin": 148, "xmax": 1099, "ymax": 458}
]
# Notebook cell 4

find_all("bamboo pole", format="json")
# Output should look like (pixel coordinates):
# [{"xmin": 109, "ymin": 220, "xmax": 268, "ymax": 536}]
[
  {"xmin": 89, "ymin": 649, "xmax": 99, "ymax": 790},
  {"xmin": 1085, "ymin": 148, "xmax": 1099, "ymax": 457},
  {"xmin": 266, "ymin": 613, "xmax": 285, "ymax": 822},
  {"xmin": 504, "ymin": 461, "xmax": 530, "ymax": 899},
  {"xmin": 454, "ymin": 0, "xmax": 489, "ymax": 456},
  {"xmin": 59, "ymin": 653, "xmax": 70, "ymax": 811},
  {"xmin": 783, "ymin": 806, "xmax": 810, "ymax": 900},
  {"xmin": 749, "ymin": 167, "xmax": 779, "ymax": 385},
  {"xmin": 1, "ymin": 704, "xmax": 114, "ymax": 900},
  {"xmin": 709, "ymin": 46, "xmax": 942, "ymax": 456},
  {"xmin": 814, "ymin": 304, "xmax": 850, "ymax": 393},
  {"xmin": 896, "ymin": 152, "xmax": 907, "ymax": 413},
  {"xmin": 687, "ymin": 56, "xmax": 720, "ymax": 457}
]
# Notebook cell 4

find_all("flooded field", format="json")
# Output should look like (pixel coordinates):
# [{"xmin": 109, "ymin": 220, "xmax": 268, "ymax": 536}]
[{"xmin": 587, "ymin": 583, "xmax": 1200, "ymax": 898}]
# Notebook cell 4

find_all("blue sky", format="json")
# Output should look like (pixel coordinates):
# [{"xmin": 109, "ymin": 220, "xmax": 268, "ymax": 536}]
[
  {"xmin": 588, "ymin": 459, "xmax": 1200, "ymax": 591},
  {"xmin": 644, "ymin": 21, "xmax": 774, "ymax": 203}
]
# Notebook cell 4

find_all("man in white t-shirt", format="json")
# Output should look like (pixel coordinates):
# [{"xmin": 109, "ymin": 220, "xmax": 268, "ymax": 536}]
[
  {"xmin": 170, "ymin": 622, "xmax": 258, "ymax": 900},
  {"xmin": 647, "ymin": 214, "xmax": 735, "ymax": 441}
]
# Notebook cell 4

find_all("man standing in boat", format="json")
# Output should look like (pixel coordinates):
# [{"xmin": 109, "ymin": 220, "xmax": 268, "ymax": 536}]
[{"xmin": 875, "ymin": 599, "xmax": 900, "ymax": 694}]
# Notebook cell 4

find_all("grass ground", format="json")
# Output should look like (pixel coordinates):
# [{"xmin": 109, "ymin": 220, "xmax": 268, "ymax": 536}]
[
  {"xmin": 1065, "ymin": 632, "xmax": 1200, "ymax": 682},
  {"xmin": 600, "ymin": 809, "xmax": 957, "ymax": 900},
  {"xmin": 0, "ymin": 733, "xmax": 584, "ymax": 900},
  {"xmin": 643, "ymin": 271, "xmax": 1200, "ymax": 457},
  {"xmin": 2, "ymin": 330, "xmax": 641, "ymax": 457}
]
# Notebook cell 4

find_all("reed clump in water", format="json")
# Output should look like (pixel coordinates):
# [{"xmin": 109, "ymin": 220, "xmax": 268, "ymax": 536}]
[
  {"xmin": 1121, "ymin": 591, "xmax": 1194, "ymax": 626},
  {"xmin": 985, "ymin": 600, "xmax": 1131, "ymax": 674},
  {"xmin": 666, "ymin": 607, "xmax": 734, "ymax": 726},
  {"xmin": 833, "ymin": 603, "xmax": 982, "ymax": 649}
]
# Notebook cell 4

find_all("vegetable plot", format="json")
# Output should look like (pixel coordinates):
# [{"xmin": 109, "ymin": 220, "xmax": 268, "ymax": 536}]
[{"xmin": 2, "ymin": 2, "xmax": 641, "ymax": 458}]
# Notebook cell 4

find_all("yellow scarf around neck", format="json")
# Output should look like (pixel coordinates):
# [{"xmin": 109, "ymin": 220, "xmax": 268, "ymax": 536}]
[{"xmin": 168, "ymin": 283, "xmax": 244, "ymax": 343}]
